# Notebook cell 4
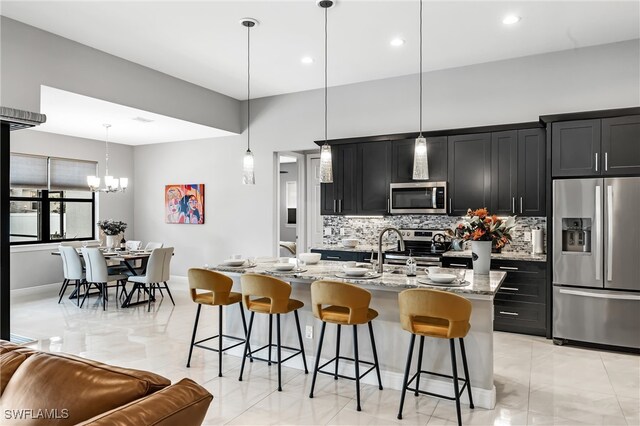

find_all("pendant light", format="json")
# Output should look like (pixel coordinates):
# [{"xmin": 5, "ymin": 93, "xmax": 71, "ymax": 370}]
[
  {"xmin": 412, "ymin": 0, "xmax": 429, "ymax": 180},
  {"xmin": 318, "ymin": 0, "xmax": 334, "ymax": 183},
  {"xmin": 241, "ymin": 18, "xmax": 258, "ymax": 185},
  {"xmin": 87, "ymin": 124, "xmax": 129, "ymax": 192}
]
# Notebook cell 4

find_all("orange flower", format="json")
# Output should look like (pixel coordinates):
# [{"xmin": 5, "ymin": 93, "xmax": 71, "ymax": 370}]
[
  {"xmin": 472, "ymin": 208, "xmax": 488, "ymax": 218},
  {"xmin": 472, "ymin": 229, "xmax": 485, "ymax": 240}
]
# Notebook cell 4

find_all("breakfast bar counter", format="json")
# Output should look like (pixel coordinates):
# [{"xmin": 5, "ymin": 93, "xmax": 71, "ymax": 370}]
[{"xmin": 209, "ymin": 260, "xmax": 506, "ymax": 409}]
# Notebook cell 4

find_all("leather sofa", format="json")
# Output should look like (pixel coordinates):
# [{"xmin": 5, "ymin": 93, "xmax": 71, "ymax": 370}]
[{"xmin": 0, "ymin": 340, "xmax": 212, "ymax": 425}]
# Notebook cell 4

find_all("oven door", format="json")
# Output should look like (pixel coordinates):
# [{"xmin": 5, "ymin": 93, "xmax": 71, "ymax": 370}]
[
  {"xmin": 390, "ymin": 182, "xmax": 447, "ymax": 214},
  {"xmin": 384, "ymin": 254, "xmax": 442, "ymax": 267}
]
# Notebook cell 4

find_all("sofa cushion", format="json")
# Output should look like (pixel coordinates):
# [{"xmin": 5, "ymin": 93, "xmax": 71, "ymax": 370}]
[
  {"xmin": 1, "ymin": 351, "xmax": 171, "ymax": 425},
  {"xmin": 0, "ymin": 351, "xmax": 28, "ymax": 395},
  {"xmin": 78, "ymin": 378, "xmax": 213, "ymax": 426}
]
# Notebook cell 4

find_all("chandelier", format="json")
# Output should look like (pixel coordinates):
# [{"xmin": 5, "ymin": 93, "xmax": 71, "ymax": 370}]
[{"xmin": 87, "ymin": 124, "xmax": 129, "ymax": 192}]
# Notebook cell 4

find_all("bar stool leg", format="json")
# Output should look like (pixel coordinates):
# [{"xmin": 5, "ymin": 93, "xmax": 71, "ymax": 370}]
[
  {"xmin": 450, "ymin": 339, "xmax": 462, "ymax": 426},
  {"xmin": 415, "ymin": 335, "xmax": 425, "ymax": 396},
  {"xmin": 238, "ymin": 304, "xmax": 253, "ymax": 363},
  {"xmin": 218, "ymin": 305, "xmax": 224, "ymax": 377},
  {"xmin": 309, "ymin": 321, "xmax": 326, "ymax": 398},
  {"xmin": 239, "ymin": 311, "xmax": 255, "ymax": 381},
  {"xmin": 276, "ymin": 313, "xmax": 282, "ymax": 391},
  {"xmin": 268, "ymin": 314, "xmax": 273, "ymax": 366},
  {"xmin": 368, "ymin": 321, "xmax": 383, "ymax": 390},
  {"xmin": 459, "ymin": 338, "xmax": 474, "ymax": 409},
  {"xmin": 334, "ymin": 324, "xmax": 341, "ymax": 380},
  {"xmin": 293, "ymin": 310, "xmax": 308, "ymax": 373},
  {"xmin": 353, "ymin": 324, "xmax": 361, "ymax": 411},
  {"xmin": 186, "ymin": 304, "xmax": 202, "ymax": 367},
  {"xmin": 397, "ymin": 334, "xmax": 416, "ymax": 420}
]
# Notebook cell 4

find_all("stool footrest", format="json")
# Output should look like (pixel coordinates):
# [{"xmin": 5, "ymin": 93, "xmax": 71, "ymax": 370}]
[
  {"xmin": 317, "ymin": 355, "xmax": 377, "ymax": 381},
  {"xmin": 193, "ymin": 334, "xmax": 247, "ymax": 354},
  {"xmin": 406, "ymin": 369, "xmax": 469, "ymax": 401},
  {"xmin": 246, "ymin": 343, "xmax": 303, "ymax": 365}
]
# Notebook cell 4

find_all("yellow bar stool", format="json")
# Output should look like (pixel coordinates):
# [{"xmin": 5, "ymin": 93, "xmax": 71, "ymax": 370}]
[
  {"xmin": 309, "ymin": 280, "xmax": 383, "ymax": 412},
  {"xmin": 239, "ymin": 274, "xmax": 309, "ymax": 392},
  {"xmin": 397, "ymin": 288, "xmax": 474, "ymax": 426},
  {"xmin": 186, "ymin": 268, "xmax": 251, "ymax": 377}
]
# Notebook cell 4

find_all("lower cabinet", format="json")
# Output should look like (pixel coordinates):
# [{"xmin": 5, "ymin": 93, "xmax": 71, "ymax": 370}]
[
  {"xmin": 443, "ymin": 257, "xmax": 548, "ymax": 336},
  {"xmin": 310, "ymin": 249, "xmax": 378, "ymax": 263}
]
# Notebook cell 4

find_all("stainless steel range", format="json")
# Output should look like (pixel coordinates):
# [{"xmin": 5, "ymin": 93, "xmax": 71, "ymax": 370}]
[{"xmin": 384, "ymin": 229, "xmax": 451, "ymax": 267}]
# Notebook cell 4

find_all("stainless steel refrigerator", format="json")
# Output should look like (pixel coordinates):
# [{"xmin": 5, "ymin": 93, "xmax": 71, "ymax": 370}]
[{"xmin": 553, "ymin": 177, "xmax": 640, "ymax": 349}]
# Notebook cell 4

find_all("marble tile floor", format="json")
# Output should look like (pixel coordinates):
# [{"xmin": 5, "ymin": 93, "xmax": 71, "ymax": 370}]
[{"xmin": 10, "ymin": 281, "xmax": 640, "ymax": 425}]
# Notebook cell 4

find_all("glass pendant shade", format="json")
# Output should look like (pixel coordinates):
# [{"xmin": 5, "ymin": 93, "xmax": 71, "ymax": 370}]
[
  {"xmin": 120, "ymin": 178, "xmax": 129, "ymax": 189},
  {"xmin": 87, "ymin": 176, "xmax": 100, "ymax": 191},
  {"xmin": 319, "ymin": 144, "xmax": 333, "ymax": 183},
  {"xmin": 243, "ymin": 149, "xmax": 255, "ymax": 185},
  {"xmin": 412, "ymin": 136, "xmax": 429, "ymax": 180}
]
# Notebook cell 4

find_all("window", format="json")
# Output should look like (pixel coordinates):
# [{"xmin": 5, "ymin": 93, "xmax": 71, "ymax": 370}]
[{"xmin": 9, "ymin": 153, "xmax": 96, "ymax": 245}]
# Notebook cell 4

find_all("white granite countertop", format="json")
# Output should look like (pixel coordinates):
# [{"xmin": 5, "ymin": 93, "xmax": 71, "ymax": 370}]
[
  {"xmin": 310, "ymin": 244, "xmax": 396, "ymax": 253},
  {"xmin": 209, "ymin": 260, "xmax": 506, "ymax": 296},
  {"xmin": 443, "ymin": 250, "xmax": 547, "ymax": 262}
]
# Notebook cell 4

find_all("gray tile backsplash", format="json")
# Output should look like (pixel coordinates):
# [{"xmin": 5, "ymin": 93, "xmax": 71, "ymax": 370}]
[{"xmin": 323, "ymin": 215, "xmax": 547, "ymax": 254}]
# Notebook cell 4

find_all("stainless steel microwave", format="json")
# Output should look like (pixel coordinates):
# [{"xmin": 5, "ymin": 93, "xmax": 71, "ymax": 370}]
[{"xmin": 389, "ymin": 182, "xmax": 447, "ymax": 214}]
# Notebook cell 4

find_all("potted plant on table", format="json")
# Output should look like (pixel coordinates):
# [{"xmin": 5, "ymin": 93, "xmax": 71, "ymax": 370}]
[
  {"xmin": 97, "ymin": 219, "xmax": 127, "ymax": 249},
  {"xmin": 448, "ymin": 208, "xmax": 515, "ymax": 274}
]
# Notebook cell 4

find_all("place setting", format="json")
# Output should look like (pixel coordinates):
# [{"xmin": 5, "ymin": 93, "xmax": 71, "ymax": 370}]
[
  {"xmin": 334, "ymin": 262, "xmax": 381, "ymax": 280},
  {"xmin": 417, "ymin": 267, "xmax": 469, "ymax": 287},
  {"xmin": 264, "ymin": 257, "xmax": 307, "ymax": 275},
  {"xmin": 216, "ymin": 255, "xmax": 257, "ymax": 269}
]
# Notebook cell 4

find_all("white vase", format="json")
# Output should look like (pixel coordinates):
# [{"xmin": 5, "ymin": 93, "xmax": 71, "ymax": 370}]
[
  {"xmin": 106, "ymin": 235, "xmax": 118, "ymax": 249},
  {"xmin": 471, "ymin": 240, "xmax": 491, "ymax": 275}
]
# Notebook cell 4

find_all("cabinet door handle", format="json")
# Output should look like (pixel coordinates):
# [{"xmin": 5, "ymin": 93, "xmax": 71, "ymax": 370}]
[
  {"xmin": 387, "ymin": 198, "xmax": 390, "ymax": 213},
  {"xmin": 605, "ymin": 152, "xmax": 608, "ymax": 171},
  {"xmin": 501, "ymin": 287, "xmax": 519, "ymax": 291},
  {"xmin": 595, "ymin": 152, "xmax": 598, "ymax": 172},
  {"xmin": 326, "ymin": 256, "xmax": 341, "ymax": 260},
  {"xmin": 499, "ymin": 266, "xmax": 519, "ymax": 271},
  {"xmin": 512, "ymin": 197, "xmax": 515, "ymax": 214},
  {"xmin": 449, "ymin": 198, "xmax": 452, "ymax": 214},
  {"xmin": 450, "ymin": 263, "xmax": 468, "ymax": 267},
  {"xmin": 338, "ymin": 199, "xmax": 342, "ymax": 213},
  {"xmin": 519, "ymin": 197, "xmax": 523, "ymax": 214},
  {"xmin": 499, "ymin": 311, "xmax": 519, "ymax": 316},
  {"xmin": 333, "ymin": 200, "xmax": 337, "ymax": 213}
]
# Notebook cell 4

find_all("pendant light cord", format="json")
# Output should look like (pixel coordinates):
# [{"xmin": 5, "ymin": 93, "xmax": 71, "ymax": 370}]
[
  {"xmin": 419, "ymin": 0, "xmax": 423, "ymax": 137},
  {"xmin": 324, "ymin": 5, "xmax": 328, "ymax": 143},
  {"xmin": 104, "ymin": 125, "xmax": 110, "ymax": 176},
  {"xmin": 247, "ymin": 23, "xmax": 251, "ymax": 152}
]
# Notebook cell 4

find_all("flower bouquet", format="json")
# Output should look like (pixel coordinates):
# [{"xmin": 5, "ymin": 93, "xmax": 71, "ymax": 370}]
[{"xmin": 97, "ymin": 220, "xmax": 127, "ymax": 249}]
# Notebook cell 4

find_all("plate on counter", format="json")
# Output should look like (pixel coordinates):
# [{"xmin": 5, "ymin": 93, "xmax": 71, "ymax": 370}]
[
  {"xmin": 216, "ymin": 263, "xmax": 256, "ymax": 269},
  {"xmin": 417, "ymin": 278, "xmax": 469, "ymax": 287},
  {"xmin": 265, "ymin": 268, "xmax": 307, "ymax": 275},
  {"xmin": 335, "ymin": 272, "xmax": 382, "ymax": 280}
]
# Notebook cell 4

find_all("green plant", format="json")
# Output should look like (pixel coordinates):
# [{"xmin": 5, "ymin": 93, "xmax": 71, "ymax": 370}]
[{"xmin": 97, "ymin": 219, "xmax": 127, "ymax": 236}]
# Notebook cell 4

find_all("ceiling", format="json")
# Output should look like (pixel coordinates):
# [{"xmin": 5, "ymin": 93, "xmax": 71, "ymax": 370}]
[
  {"xmin": 36, "ymin": 86, "xmax": 236, "ymax": 145},
  {"xmin": 1, "ymin": 1, "xmax": 638, "ymax": 101}
]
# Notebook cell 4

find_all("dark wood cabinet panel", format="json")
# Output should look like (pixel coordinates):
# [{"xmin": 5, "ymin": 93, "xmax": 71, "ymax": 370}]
[
  {"xmin": 491, "ymin": 131, "xmax": 518, "ymax": 216},
  {"xmin": 552, "ymin": 119, "xmax": 601, "ymax": 177},
  {"xmin": 448, "ymin": 133, "xmax": 491, "ymax": 216},
  {"xmin": 391, "ymin": 137, "xmax": 447, "ymax": 183},
  {"xmin": 602, "ymin": 115, "xmax": 640, "ymax": 176},
  {"xmin": 517, "ymin": 128, "xmax": 546, "ymax": 216},
  {"xmin": 336, "ymin": 144, "xmax": 357, "ymax": 215},
  {"xmin": 494, "ymin": 301, "xmax": 546, "ymax": 336},
  {"xmin": 357, "ymin": 141, "xmax": 391, "ymax": 214}
]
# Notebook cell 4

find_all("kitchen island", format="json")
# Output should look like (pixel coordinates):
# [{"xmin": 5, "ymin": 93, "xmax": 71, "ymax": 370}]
[{"xmin": 209, "ymin": 260, "xmax": 506, "ymax": 409}]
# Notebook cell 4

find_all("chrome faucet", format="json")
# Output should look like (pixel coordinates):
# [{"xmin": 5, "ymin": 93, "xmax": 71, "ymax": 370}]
[{"xmin": 377, "ymin": 227, "xmax": 405, "ymax": 273}]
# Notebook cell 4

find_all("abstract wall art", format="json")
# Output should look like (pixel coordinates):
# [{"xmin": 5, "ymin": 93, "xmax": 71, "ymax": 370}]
[{"xmin": 165, "ymin": 184, "xmax": 205, "ymax": 224}]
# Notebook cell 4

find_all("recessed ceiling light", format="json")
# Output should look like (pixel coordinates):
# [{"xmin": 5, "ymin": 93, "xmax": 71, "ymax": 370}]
[
  {"xmin": 502, "ymin": 15, "xmax": 521, "ymax": 25},
  {"xmin": 390, "ymin": 38, "xmax": 405, "ymax": 47},
  {"xmin": 301, "ymin": 56, "xmax": 314, "ymax": 64}
]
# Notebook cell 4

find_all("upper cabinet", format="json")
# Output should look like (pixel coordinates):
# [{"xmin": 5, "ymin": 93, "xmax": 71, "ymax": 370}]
[
  {"xmin": 490, "ymin": 131, "xmax": 518, "ymax": 216},
  {"xmin": 391, "ymin": 137, "xmax": 447, "ymax": 183},
  {"xmin": 602, "ymin": 115, "xmax": 640, "ymax": 176},
  {"xmin": 320, "ymin": 144, "xmax": 357, "ymax": 215},
  {"xmin": 517, "ymin": 128, "xmax": 546, "ymax": 216},
  {"xmin": 448, "ymin": 133, "xmax": 492, "ymax": 216},
  {"xmin": 357, "ymin": 141, "xmax": 391, "ymax": 215},
  {"xmin": 552, "ymin": 115, "xmax": 640, "ymax": 177}
]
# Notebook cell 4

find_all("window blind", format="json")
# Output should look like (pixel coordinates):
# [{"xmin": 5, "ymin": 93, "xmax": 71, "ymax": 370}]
[
  {"xmin": 9, "ymin": 153, "xmax": 48, "ymax": 189},
  {"xmin": 49, "ymin": 157, "xmax": 98, "ymax": 191}
]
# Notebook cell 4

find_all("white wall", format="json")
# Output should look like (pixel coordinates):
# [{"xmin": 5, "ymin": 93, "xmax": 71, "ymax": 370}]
[
  {"xmin": 9, "ymin": 130, "xmax": 134, "ymax": 289},
  {"xmin": 134, "ymin": 40, "xmax": 640, "ymax": 276}
]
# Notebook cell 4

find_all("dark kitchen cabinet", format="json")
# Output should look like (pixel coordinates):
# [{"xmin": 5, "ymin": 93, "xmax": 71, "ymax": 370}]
[
  {"xmin": 491, "ymin": 131, "xmax": 518, "ymax": 216},
  {"xmin": 602, "ymin": 115, "xmax": 640, "ymax": 176},
  {"xmin": 551, "ymin": 119, "xmax": 601, "ymax": 177},
  {"xmin": 517, "ymin": 128, "xmax": 546, "ymax": 216},
  {"xmin": 320, "ymin": 144, "xmax": 357, "ymax": 215},
  {"xmin": 448, "ymin": 133, "xmax": 491, "ymax": 216},
  {"xmin": 391, "ymin": 137, "xmax": 447, "ymax": 183},
  {"xmin": 357, "ymin": 141, "xmax": 391, "ymax": 214}
]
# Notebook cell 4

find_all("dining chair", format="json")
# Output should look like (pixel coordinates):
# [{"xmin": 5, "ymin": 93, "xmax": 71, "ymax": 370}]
[
  {"xmin": 127, "ymin": 247, "xmax": 174, "ymax": 311},
  {"xmin": 58, "ymin": 246, "xmax": 85, "ymax": 305},
  {"xmin": 81, "ymin": 248, "xmax": 128, "ymax": 310},
  {"xmin": 144, "ymin": 242, "xmax": 164, "ymax": 250},
  {"xmin": 125, "ymin": 240, "xmax": 142, "ymax": 251}
]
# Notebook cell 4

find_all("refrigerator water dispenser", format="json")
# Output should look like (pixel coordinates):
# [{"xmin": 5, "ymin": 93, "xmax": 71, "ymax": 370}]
[{"xmin": 561, "ymin": 218, "xmax": 591, "ymax": 252}]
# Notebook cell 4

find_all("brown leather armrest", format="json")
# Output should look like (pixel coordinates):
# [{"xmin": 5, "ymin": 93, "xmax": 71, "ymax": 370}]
[{"xmin": 77, "ymin": 378, "xmax": 213, "ymax": 426}]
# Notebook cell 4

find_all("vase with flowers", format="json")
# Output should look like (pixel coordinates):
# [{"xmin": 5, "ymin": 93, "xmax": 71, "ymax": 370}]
[
  {"xmin": 447, "ymin": 208, "xmax": 516, "ymax": 274},
  {"xmin": 97, "ymin": 219, "xmax": 127, "ymax": 249}
]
